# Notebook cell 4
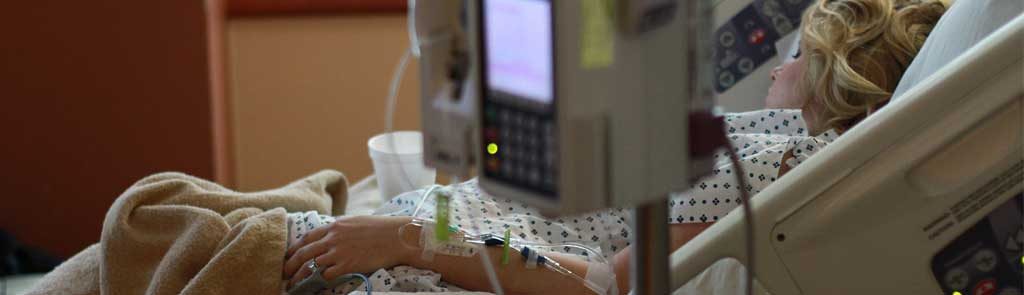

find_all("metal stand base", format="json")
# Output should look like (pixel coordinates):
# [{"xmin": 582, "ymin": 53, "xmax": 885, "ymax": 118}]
[{"xmin": 631, "ymin": 201, "xmax": 670, "ymax": 294}]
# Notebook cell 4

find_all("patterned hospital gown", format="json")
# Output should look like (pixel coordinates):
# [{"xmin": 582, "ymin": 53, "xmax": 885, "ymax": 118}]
[
  {"xmin": 670, "ymin": 109, "xmax": 837, "ymax": 223},
  {"xmin": 286, "ymin": 109, "xmax": 838, "ymax": 293}
]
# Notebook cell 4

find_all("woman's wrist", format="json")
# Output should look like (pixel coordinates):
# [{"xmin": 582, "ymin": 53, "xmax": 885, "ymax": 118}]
[{"xmin": 391, "ymin": 216, "xmax": 422, "ymax": 266}]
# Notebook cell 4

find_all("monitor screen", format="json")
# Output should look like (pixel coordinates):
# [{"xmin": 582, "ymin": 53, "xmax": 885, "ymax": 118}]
[{"xmin": 484, "ymin": 0, "xmax": 553, "ymax": 104}]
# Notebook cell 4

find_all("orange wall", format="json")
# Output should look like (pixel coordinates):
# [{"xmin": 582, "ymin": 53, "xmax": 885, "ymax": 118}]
[
  {"xmin": 0, "ymin": 7, "xmax": 422, "ymax": 257},
  {"xmin": 0, "ymin": 1, "xmax": 224, "ymax": 258},
  {"xmin": 228, "ymin": 14, "xmax": 421, "ymax": 190}
]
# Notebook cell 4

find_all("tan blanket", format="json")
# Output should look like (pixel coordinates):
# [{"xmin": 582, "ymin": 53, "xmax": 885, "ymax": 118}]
[{"xmin": 26, "ymin": 170, "xmax": 348, "ymax": 295}]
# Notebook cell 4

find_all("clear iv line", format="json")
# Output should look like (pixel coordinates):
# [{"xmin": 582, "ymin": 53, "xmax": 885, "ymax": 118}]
[{"xmin": 384, "ymin": 48, "xmax": 415, "ymax": 194}]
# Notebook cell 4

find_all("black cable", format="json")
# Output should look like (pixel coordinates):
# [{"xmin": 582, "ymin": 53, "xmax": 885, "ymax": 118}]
[{"xmin": 724, "ymin": 142, "xmax": 755, "ymax": 295}]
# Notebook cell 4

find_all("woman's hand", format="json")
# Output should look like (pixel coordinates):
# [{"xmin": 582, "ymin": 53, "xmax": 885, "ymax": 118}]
[
  {"xmin": 778, "ymin": 149, "xmax": 796, "ymax": 177},
  {"xmin": 283, "ymin": 215, "xmax": 416, "ymax": 287}
]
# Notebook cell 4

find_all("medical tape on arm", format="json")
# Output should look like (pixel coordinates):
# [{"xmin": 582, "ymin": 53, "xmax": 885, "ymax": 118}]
[
  {"xmin": 419, "ymin": 224, "xmax": 436, "ymax": 261},
  {"xmin": 418, "ymin": 221, "xmax": 476, "ymax": 261},
  {"xmin": 584, "ymin": 261, "xmax": 617, "ymax": 295},
  {"xmin": 523, "ymin": 247, "xmax": 540, "ymax": 269}
]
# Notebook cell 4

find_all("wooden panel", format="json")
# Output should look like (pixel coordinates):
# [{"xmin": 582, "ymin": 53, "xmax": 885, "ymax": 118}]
[
  {"xmin": 0, "ymin": 0, "xmax": 222, "ymax": 258},
  {"xmin": 209, "ymin": 0, "xmax": 236, "ymax": 187},
  {"xmin": 228, "ymin": 0, "xmax": 406, "ymax": 16}
]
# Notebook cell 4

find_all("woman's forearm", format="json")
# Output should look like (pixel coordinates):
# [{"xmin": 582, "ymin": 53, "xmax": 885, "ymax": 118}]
[
  {"xmin": 390, "ymin": 222, "xmax": 710, "ymax": 294},
  {"xmin": 398, "ymin": 226, "xmax": 597, "ymax": 295},
  {"xmin": 610, "ymin": 222, "xmax": 714, "ymax": 295}
]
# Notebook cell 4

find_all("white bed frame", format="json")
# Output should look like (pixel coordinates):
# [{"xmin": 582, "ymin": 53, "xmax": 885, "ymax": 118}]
[{"xmin": 670, "ymin": 13, "xmax": 1024, "ymax": 294}]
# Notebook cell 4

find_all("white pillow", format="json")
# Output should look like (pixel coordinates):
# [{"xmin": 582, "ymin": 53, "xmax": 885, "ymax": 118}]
[{"xmin": 892, "ymin": 0, "xmax": 1023, "ymax": 100}]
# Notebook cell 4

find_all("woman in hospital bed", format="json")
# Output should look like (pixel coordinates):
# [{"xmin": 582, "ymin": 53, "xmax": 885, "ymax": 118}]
[{"xmin": 282, "ymin": 0, "xmax": 947, "ymax": 293}]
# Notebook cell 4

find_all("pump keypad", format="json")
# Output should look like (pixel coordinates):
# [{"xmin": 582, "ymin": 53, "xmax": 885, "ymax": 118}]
[{"xmin": 482, "ymin": 100, "xmax": 557, "ymax": 195}]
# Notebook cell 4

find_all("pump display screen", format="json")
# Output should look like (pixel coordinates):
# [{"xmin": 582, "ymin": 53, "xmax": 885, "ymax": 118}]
[{"xmin": 483, "ymin": 0, "xmax": 553, "ymax": 104}]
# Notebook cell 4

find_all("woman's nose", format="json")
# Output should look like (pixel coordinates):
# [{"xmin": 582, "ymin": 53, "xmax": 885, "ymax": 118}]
[{"xmin": 771, "ymin": 66, "xmax": 782, "ymax": 81}]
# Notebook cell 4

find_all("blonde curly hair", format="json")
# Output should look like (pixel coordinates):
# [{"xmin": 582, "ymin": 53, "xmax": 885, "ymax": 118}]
[{"xmin": 799, "ymin": 0, "xmax": 947, "ymax": 133}]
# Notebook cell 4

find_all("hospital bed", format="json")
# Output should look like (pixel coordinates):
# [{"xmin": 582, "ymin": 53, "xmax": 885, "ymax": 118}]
[{"xmin": 671, "ymin": 1, "xmax": 1024, "ymax": 293}]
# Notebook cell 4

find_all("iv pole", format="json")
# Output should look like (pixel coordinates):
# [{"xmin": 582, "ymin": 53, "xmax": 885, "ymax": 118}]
[{"xmin": 630, "ymin": 0, "xmax": 712, "ymax": 293}]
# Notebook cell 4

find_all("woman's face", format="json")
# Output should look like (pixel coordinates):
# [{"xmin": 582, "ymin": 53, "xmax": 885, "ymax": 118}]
[
  {"xmin": 764, "ymin": 51, "xmax": 827, "ymax": 135},
  {"xmin": 764, "ymin": 53, "xmax": 809, "ymax": 109}
]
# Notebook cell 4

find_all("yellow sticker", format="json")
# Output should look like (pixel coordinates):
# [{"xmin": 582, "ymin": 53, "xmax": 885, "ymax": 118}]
[{"xmin": 581, "ymin": 0, "xmax": 615, "ymax": 69}]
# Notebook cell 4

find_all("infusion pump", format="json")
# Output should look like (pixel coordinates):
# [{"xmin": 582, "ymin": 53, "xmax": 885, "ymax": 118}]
[{"xmin": 412, "ymin": 0, "xmax": 717, "ymax": 215}]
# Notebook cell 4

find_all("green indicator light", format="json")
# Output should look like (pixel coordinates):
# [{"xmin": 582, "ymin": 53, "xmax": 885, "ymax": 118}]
[
  {"xmin": 487, "ymin": 143, "xmax": 499, "ymax": 155},
  {"xmin": 953, "ymin": 291, "xmax": 963, "ymax": 295}
]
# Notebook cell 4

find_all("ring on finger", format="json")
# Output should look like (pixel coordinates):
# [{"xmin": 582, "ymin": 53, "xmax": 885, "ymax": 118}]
[{"xmin": 307, "ymin": 259, "xmax": 320, "ymax": 274}]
